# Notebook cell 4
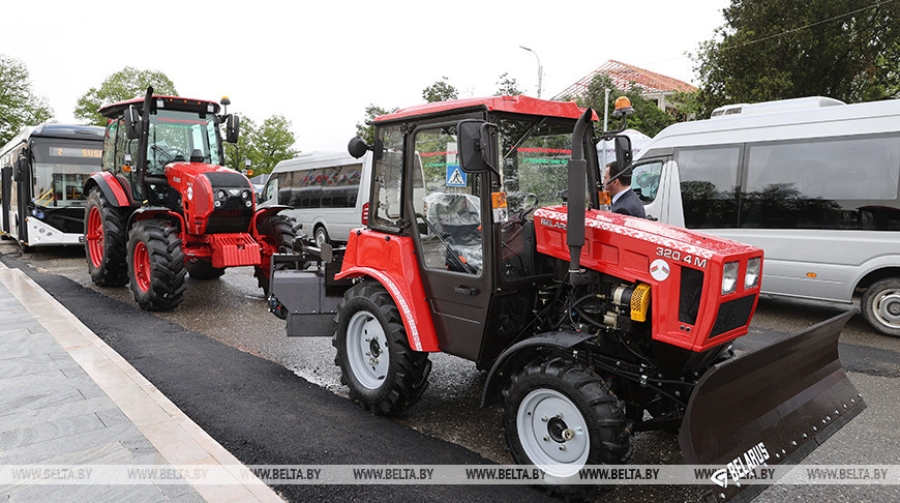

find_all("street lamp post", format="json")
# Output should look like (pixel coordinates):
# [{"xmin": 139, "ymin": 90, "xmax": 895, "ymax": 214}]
[{"xmin": 519, "ymin": 45, "xmax": 543, "ymax": 98}]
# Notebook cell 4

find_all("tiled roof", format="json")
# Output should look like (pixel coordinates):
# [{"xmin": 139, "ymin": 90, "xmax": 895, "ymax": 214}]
[{"xmin": 553, "ymin": 60, "xmax": 697, "ymax": 99}]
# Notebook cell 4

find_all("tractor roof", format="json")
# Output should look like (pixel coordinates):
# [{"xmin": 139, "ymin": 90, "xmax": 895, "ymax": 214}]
[
  {"xmin": 374, "ymin": 95, "xmax": 597, "ymax": 124},
  {"xmin": 99, "ymin": 95, "xmax": 221, "ymax": 118}
]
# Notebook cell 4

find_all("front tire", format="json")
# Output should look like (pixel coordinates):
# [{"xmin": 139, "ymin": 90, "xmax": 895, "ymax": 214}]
[
  {"xmin": 84, "ymin": 188, "xmax": 129, "ymax": 286},
  {"xmin": 333, "ymin": 282, "xmax": 431, "ymax": 415},
  {"xmin": 502, "ymin": 357, "xmax": 630, "ymax": 498},
  {"xmin": 127, "ymin": 220, "xmax": 186, "ymax": 311},
  {"xmin": 254, "ymin": 213, "xmax": 296, "ymax": 295},
  {"xmin": 862, "ymin": 278, "xmax": 900, "ymax": 337}
]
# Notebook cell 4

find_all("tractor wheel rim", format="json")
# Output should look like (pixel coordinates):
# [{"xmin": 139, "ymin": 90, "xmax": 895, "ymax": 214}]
[
  {"xmin": 517, "ymin": 388, "xmax": 590, "ymax": 477},
  {"xmin": 872, "ymin": 290, "xmax": 900, "ymax": 329},
  {"xmin": 86, "ymin": 207, "xmax": 104, "ymax": 268},
  {"xmin": 133, "ymin": 242, "xmax": 151, "ymax": 293},
  {"xmin": 346, "ymin": 310, "xmax": 389, "ymax": 390}
]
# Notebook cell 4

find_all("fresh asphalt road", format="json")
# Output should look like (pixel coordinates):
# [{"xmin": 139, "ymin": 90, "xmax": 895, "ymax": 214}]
[{"xmin": 2, "ymin": 242, "xmax": 899, "ymax": 503}]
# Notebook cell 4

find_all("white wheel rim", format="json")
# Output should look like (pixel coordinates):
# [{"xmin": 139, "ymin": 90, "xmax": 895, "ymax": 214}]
[
  {"xmin": 346, "ymin": 310, "xmax": 389, "ymax": 389},
  {"xmin": 517, "ymin": 388, "xmax": 590, "ymax": 477},
  {"xmin": 872, "ymin": 289, "xmax": 900, "ymax": 329},
  {"xmin": 315, "ymin": 229, "xmax": 327, "ymax": 247}
]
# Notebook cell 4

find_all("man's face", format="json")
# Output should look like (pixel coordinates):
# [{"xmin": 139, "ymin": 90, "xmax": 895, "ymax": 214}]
[{"xmin": 604, "ymin": 166, "xmax": 619, "ymax": 193}]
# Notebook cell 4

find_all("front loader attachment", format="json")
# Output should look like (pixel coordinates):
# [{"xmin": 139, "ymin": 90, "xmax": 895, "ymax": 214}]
[{"xmin": 679, "ymin": 308, "xmax": 865, "ymax": 503}]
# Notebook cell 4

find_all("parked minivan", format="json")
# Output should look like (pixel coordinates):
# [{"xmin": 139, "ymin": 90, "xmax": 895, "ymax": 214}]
[
  {"xmin": 631, "ymin": 96, "xmax": 900, "ymax": 336},
  {"xmin": 259, "ymin": 150, "xmax": 426, "ymax": 246}
]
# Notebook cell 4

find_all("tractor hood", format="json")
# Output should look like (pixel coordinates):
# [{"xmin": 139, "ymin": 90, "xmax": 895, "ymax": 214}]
[
  {"xmin": 164, "ymin": 162, "xmax": 255, "ymax": 235},
  {"xmin": 534, "ymin": 205, "xmax": 764, "ymax": 352}
]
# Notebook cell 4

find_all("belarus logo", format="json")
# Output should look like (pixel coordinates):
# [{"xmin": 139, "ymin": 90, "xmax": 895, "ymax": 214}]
[{"xmin": 650, "ymin": 259, "xmax": 670, "ymax": 281}]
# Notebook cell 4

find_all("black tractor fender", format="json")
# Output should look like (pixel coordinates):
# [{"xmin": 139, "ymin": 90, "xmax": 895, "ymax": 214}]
[
  {"xmin": 481, "ymin": 331, "xmax": 594, "ymax": 407},
  {"xmin": 251, "ymin": 204, "xmax": 294, "ymax": 232},
  {"xmin": 127, "ymin": 207, "xmax": 184, "ymax": 234},
  {"xmin": 84, "ymin": 172, "xmax": 133, "ymax": 208}
]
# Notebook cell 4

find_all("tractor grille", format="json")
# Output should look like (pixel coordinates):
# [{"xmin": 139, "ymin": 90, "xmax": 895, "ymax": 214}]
[
  {"xmin": 678, "ymin": 267, "xmax": 704, "ymax": 325},
  {"xmin": 709, "ymin": 295, "xmax": 756, "ymax": 338}
]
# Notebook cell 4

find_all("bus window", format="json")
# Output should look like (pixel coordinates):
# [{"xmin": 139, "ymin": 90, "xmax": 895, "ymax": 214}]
[
  {"xmin": 675, "ymin": 147, "xmax": 741, "ymax": 229},
  {"xmin": 632, "ymin": 160, "xmax": 663, "ymax": 203}
]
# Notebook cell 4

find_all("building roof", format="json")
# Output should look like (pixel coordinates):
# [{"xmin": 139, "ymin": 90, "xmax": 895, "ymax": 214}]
[{"xmin": 553, "ymin": 60, "xmax": 697, "ymax": 100}]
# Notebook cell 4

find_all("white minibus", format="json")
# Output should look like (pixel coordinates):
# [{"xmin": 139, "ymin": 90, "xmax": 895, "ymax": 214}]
[
  {"xmin": 259, "ymin": 150, "xmax": 425, "ymax": 246},
  {"xmin": 631, "ymin": 96, "xmax": 900, "ymax": 336}
]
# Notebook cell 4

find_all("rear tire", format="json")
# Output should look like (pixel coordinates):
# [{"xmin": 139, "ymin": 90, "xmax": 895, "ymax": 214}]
[
  {"xmin": 862, "ymin": 278, "xmax": 900, "ymax": 337},
  {"xmin": 185, "ymin": 259, "xmax": 226, "ymax": 280},
  {"xmin": 502, "ymin": 357, "xmax": 630, "ymax": 498},
  {"xmin": 85, "ymin": 188, "xmax": 129, "ymax": 286},
  {"xmin": 333, "ymin": 281, "xmax": 431, "ymax": 415},
  {"xmin": 127, "ymin": 220, "xmax": 186, "ymax": 311},
  {"xmin": 253, "ymin": 213, "xmax": 296, "ymax": 295}
]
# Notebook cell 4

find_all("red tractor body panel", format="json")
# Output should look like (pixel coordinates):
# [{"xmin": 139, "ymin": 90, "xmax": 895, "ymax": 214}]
[
  {"xmin": 164, "ymin": 161, "xmax": 255, "ymax": 235},
  {"xmin": 534, "ymin": 206, "xmax": 763, "ymax": 352},
  {"xmin": 374, "ymin": 95, "xmax": 598, "ymax": 123},
  {"xmin": 335, "ymin": 229, "xmax": 440, "ymax": 352}
]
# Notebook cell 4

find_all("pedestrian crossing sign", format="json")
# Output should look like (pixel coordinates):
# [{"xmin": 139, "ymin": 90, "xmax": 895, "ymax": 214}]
[{"xmin": 446, "ymin": 165, "xmax": 467, "ymax": 187}]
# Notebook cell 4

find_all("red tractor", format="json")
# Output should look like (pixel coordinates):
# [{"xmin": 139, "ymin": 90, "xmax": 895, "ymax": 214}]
[
  {"xmin": 269, "ymin": 95, "xmax": 864, "ymax": 501},
  {"xmin": 84, "ymin": 87, "xmax": 294, "ymax": 310}
]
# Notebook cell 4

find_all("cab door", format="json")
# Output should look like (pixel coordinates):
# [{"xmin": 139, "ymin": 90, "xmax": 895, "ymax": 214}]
[{"xmin": 409, "ymin": 122, "xmax": 492, "ymax": 361}]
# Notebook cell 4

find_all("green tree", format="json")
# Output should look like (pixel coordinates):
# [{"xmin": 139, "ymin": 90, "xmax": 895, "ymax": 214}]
[
  {"xmin": 74, "ymin": 67, "xmax": 178, "ymax": 126},
  {"xmin": 355, "ymin": 104, "xmax": 398, "ymax": 145},
  {"xmin": 246, "ymin": 115, "xmax": 299, "ymax": 174},
  {"xmin": 224, "ymin": 116, "xmax": 256, "ymax": 173},
  {"xmin": 691, "ymin": 0, "xmax": 900, "ymax": 116},
  {"xmin": 575, "ymin": 74, "xmax": 676, "ymax": 138},
  {"xmin": 494, "ymin": 73, "xmax": 522, "ymax": 96},
  {"xmin": 422, "ymin": 77, "xmax": 458, "ymax": 102},
  {"xmin": 0, "ymin": 55, "xmax": 53, "ymax": 146}
]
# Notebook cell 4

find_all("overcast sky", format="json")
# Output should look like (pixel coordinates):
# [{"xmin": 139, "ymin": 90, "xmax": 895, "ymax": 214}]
[{"xmin": 2, "ymin": 0, "xmax": 729, "ymax": 152}]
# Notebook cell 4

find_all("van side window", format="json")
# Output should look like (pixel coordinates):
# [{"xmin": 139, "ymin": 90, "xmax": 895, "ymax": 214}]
[
  {"xmin": 676, "ymin": 147, "xmax": 740, "ymax": 229},
  {"xmin": 743, "ymin": 135, "xmax": 900, "ymax": 230},
  {"xmin": 631, "ymin": 160, "xmax": 663, "ymax": 203}
]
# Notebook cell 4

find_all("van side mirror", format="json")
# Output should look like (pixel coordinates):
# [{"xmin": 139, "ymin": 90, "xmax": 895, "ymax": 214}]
[
  {"xmin": 457, "ymin": 119, "xmax": 498, "ymax": 174},
  {"xmin": 614, "ymin": 135, "xmax": 633, "ymax": 172},
  {"xmin": 347, "ymin": 136, "xmax": 369, "ymax": 159},
  {"xmin": 225, "ymin": 115, "xmax": 240, "ymax": 143},
  {"xmin": 124, "ymin": 105, "xmax": 142, "ymax": 140},
  {"xmin": 13, "ymin": 159, "xmax": 26, "ymax": 182}
]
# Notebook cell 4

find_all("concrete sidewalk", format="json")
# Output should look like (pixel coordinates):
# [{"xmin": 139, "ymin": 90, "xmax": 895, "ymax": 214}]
[{"xmin": 0, "ymin": 262, "xmax": 284, "ymax": 503}]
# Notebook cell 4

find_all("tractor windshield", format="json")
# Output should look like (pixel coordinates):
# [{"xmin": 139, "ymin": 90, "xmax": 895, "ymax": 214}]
[
  {"xmin": 495, "ymin": 117, "xmax": 583, "ymax": 213},
  {"xmin": 147, "ymin": 110, "xmax": 222, "ymax": 174}
]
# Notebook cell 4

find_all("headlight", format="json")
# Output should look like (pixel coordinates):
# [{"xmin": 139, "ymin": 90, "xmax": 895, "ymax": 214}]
[
  {"xmin": 722, "ymin": 261, "xmax": 739, "ymax": 295},
  {"xmin": 216, "ymin": 190, "xmax": 227, "ymax": 200},
  {"xmin": 745, "ymin": 257, "xmax": 761, "ymax": 289}
]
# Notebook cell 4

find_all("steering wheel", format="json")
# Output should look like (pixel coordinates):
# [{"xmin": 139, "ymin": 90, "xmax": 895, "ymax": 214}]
[{"xmin": 151, "ymin": 144, "xmax": 187, "ymax": 162}]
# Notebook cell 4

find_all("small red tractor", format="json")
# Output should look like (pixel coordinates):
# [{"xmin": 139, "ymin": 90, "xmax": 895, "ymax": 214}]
[
  {"xmin": 268, "ymin": 95, "xmax": 864, "ymax": 501},
  {"xmin": 84, "ymin": 87, "xmax": 294, "ymax": 310}
]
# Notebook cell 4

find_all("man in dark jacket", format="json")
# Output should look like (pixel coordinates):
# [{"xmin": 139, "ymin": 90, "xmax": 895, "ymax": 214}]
[{"xmin": 605, "ymin": 161, "xmax": 646, "ymax": 218}]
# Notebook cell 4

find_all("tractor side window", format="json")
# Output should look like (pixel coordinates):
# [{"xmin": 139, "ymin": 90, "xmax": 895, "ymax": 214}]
[
  {"xmin": 369, "ymin": 124, "xmax": 405, "ymax": 232},
  {"xmin": 415, "ymin": 124, "xmax": 483, "ymax": 275}
]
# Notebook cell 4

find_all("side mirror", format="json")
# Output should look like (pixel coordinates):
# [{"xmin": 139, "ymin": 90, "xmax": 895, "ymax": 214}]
[
  {"xmin": 13, "ymin": 159, "xmax": 26, "ymax": 182},
  {"xmin": 225, "ymin": 114, "xmax": 240, "ymax": 143},
  {"xmin": 614, "ymin": 135, "xmax": 633, "ymax": 171},
  {"xmin": 347, "ymin": 136, "xmax": 369, "ymax": 159},
  {"xmin": 124, "ymin": 105, "xmax": 141, "ymax": 140},
  {"xmin": 457, "ymin": 119, "xmax": 498, "ymax": 174}
]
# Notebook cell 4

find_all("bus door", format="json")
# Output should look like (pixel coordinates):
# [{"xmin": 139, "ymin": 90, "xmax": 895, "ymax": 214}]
[{"xmin": 1, "ymin": 166, "xmax": 9, "ymax": 234}]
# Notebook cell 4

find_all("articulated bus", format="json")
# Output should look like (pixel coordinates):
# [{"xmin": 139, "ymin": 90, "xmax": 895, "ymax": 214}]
[{"xmin": 0, "ymin": 123, "xmax": 105, "ymax": 249}]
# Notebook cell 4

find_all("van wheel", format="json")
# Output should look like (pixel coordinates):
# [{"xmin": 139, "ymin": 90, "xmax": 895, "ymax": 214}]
[
  {"xmin": 862, "ymin": 278, "xmax": 900, "ymax": 337},
  {"xmin": 333, "ymin": 281, "xmax": 431, "ymax": 415},
  {"xmin": 314, "ymin": 226, "xmax": 331, "ymax": 247},
  {"xmin": 502, "ymin": 357, "xmax": 630, "ymax": 498}
]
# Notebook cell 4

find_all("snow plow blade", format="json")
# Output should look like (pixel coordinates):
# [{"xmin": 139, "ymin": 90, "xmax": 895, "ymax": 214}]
[{"xmin": 679, "ymin": 308, "xmax": 865, "ymax": 503}]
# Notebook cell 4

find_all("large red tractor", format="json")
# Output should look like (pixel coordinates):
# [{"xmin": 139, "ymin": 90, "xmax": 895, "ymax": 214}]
[
  {"xmin": 269, "ymin": 95, "xmax": 864, "ymax": 501},
  {"xmin": 84, "ymin": 87, "xmax": 294, "ymax": 310}
]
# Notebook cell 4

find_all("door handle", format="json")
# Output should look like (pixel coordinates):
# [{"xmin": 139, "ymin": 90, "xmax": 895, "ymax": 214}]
[
  {"xmin": 646, "ymin": 214, "xmax": 659, "ymax": 221},
  {"xmin": 454, "ymin": 285, "xmax": 480, "ymax": 296}
]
